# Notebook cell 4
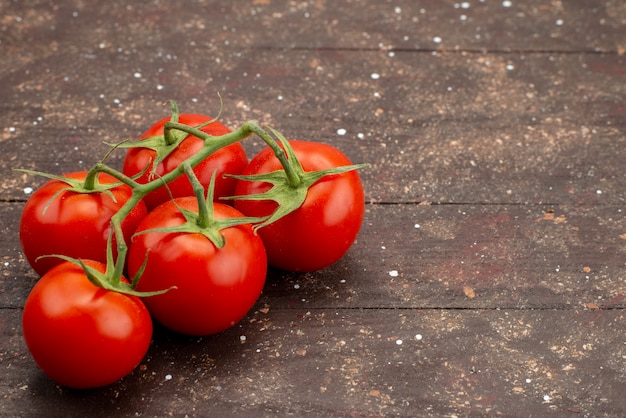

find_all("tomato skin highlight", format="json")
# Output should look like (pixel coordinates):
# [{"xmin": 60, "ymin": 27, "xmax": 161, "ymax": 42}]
[
  {"xmin": 22, "ymin": 260, "xmax": 153, "ymax": 389},
  {"xmin": 128, "ymin": 197, "xmax": 267, "ymax": 336},
  {"xmin": 19, "ymin": 171, "xmax": 148, "ymax": 276},
  {"xmin": 122, "ymin": 114, "xmax": 248, "ymax": 210},
  {"xmin": 234, "ymin": 140, "xmax": 365, "ymax": 272}
]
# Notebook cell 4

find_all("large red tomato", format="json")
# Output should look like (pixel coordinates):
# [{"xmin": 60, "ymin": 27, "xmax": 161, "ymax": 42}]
[
  {"xmin": 128, "ymin": 197, "xmax": 267, "ymax": 336},
  {"xmin": 19, "ymin": 171, "xmax": 148, "ymax": 276},
  {"xmin": 233, "ymin": 140, "xmax": 365, "ymax": 272},
  {"xmin": 22, "ymin": 260, "xmax": 153, "ymax": 389},
  {"xmin": 122, "ymin": 114, "xmax": 247, "ymax": 210}
]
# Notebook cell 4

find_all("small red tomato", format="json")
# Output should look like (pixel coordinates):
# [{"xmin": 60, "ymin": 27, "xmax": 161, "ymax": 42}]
[
  {"xmin": 234, "ymin": 140, "xmax": 365, "ymax": 272},
  {"xmin": 22, "ymin": 260, "xmax": 153, "ymax": 389},
  {"xmin": 19, "ymin": 171, "xmax": 148, "ymax": 276},
  {"xmin": 122, "ymin": 114, "xmax": 248, "ymax": 210},
  {"xmin": 128, "ymin": 197, "xmax": 267, "ymax": 336}
]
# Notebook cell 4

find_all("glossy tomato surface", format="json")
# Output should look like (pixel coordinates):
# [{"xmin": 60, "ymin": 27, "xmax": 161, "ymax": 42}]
[
  {"xmin": 22, "ymin": 260, "xmax": 153, "ymax": 389},
  {"xmin": 19, "ymin": 171, "xmax": 148, "ymax": 276},
  {"xmin": 128, "ymin": 197, "xmax": 267, "ymax": 336},
  {"xmin": 234, "ymin": 140, "xmax": 365, "ymax": 272},
  {"xmin": 122, "ymin": 114, "xmax": 247, "ymax": 210}
]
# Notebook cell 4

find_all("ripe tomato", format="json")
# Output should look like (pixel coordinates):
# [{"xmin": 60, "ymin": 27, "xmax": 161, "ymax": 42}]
[
  {"xmin": 22, "ymin": 260, "xmax": 153, "ymax": 389},
  {"xmin": 233, "ymin": 140, "xmax": 365, "ymax": 272},
  {"xmin": 19, "ymin": 171, "xmax": 148, "ymax": 276},
  {"xmin": 128, "ymin": 197, "xmax": 267, "ymax": 336},
  {"xmin": 122, "ymin": 114, "xmax": 248, "ymax": 210}
]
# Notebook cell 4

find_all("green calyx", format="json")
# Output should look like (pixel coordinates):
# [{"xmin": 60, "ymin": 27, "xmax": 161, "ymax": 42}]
[
  {"xmin": 39, "ymin": 238, "xmax": 174, "ymax": 298},
  {"xmin": 109, "ymin": 101, "xmax": 223, "ymax": 175},
  {"xmin": 224, "ymin": 128, "xmax": 368, "ymax": 230},
  {"xmin": 14, "ymin": 167, "xmax": 124, "ymax": 215},
  {"xmin": 133, "ymin": 164, "xmax": 265, "ymax": 249}
]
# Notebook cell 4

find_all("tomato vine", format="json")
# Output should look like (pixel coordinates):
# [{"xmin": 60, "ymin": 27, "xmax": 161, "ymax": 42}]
[{"xmin": 18, "ymin": 99, "xmax": 368, "ymax": 388}]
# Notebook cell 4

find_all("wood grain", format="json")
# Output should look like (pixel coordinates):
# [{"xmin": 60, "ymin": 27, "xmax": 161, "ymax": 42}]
[{"xmin": 1, "ymin": 0, "xmax": 624, "ymax": 416}]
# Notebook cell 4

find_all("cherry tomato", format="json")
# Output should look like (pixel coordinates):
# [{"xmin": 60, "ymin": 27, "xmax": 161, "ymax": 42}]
[
  {"xmin": 128, "ymin": 197, "xmax": 267, "ymax": 336},
  {"xmin": 233, "ymin": 140, "xmax": 365, "ymax": 272},
  {"xmin": 22, "ymin": 260, "xmax": 153, "ymax": 389},
  {"xmin": 19, "ymin": 171, "xmax": 148, "ymax": 276},
  {"xmin": 122, "ymin": 114, "xmax": 248, "ymax": 210}
]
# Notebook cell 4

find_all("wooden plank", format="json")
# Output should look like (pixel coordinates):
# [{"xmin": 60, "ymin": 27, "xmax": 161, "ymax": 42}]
[
  {"xmin": 2, "ymin": 50, "xmax": 625, "ymax": 205},
  {"xmin": 1, "ymin": 1, "xmax": 623, "ymax": 54},
  {"xmin": 2, "ymin": 202, "xmax": 624, "ymax": 310},
  {"xmin": 1, "ymin": 307, "xmax": 625, "ymax": 416}
]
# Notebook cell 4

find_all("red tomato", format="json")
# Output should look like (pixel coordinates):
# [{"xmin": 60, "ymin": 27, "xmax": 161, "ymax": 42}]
[
  {"xmin": 233, "ymin": 140, "xmax": 365, "ymax": 272},
  {"xmin": 22, "ymin": 260, "xmax": 153, "ymax": 389},
  {"xmin": 122, "ymin": 114, "xmax": 248, "ymax": 210},
  {"xmin": 19, "ymin": 171, "xmax": 148, "ymax": 276},
  {"xmin": 128, "ymin": 197, "xmax": 267, "ymax": 336}
]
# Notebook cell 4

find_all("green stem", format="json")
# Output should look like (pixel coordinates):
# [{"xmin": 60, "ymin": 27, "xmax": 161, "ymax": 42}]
[
  {"xmin": 246, "ymin": 122, "xmax": 302, "ymax": 187},
  {"xmin": 110, "ymin": 207, "xmax": 131, "ymax": 286},
  {"xmin": 183, "ymin": 163, "xmax": 211, "ymax": 228},
  {"xmin": 83, "ymin": 164, "xmax": 100, "ymax": 190},
  {"xmin": 93, "ymin": 163, "xmax": 142, "ymax": 189},
  {"xmin": 163, "ymin": 101, "xmax": 181, "ymax": 145},
  {"xmin": 169, "ymin": 120, "xmax": 302, "ymax": 187}
]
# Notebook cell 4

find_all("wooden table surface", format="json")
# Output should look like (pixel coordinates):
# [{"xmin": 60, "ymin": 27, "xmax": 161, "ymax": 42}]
[{"xmin": 1, "ymin": 1, "xmax": 625, "ymax": 416}]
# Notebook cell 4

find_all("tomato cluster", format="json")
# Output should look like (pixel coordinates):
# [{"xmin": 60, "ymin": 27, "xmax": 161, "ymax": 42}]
[{"xmin": 18, "ymin": 102, "xmax": 366, "ymax": 389}]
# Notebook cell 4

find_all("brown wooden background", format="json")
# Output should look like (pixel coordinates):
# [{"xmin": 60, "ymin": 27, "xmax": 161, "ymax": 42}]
[{"xmin": 1, "ymin": 1, "xmax": 625, "ymax": 416}]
